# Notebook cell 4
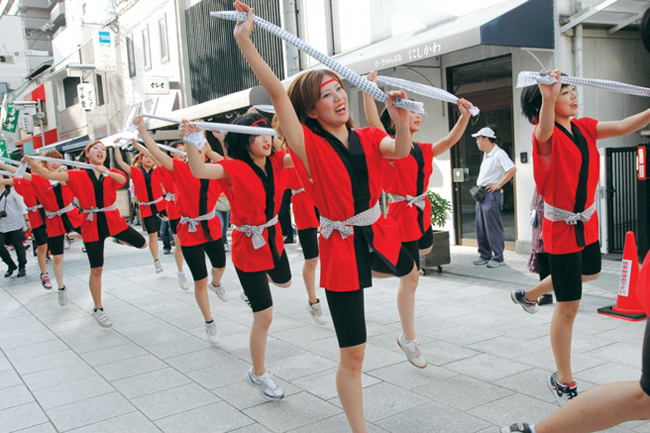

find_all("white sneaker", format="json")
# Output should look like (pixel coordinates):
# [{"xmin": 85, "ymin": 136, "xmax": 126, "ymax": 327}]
[
  {"xmin": 305, "ymin": 300, "xmax": 327, "ymax": 326},
  {"xmin": 177, "ymin": 271, "xmax": 190, "ymax": 291},
  {"xmin": 209, "ymin": 281, "xmax": 229, "ymax": 302},
  {"xmin": 57, "ymin": 287, "xmax": 67, "ymax": 306},
  {"xmin": 92, "ymin": 309, "xmax": 113, "ymax": 328},
  {"xmin": 154, "ymin": 259, "xmax": 163, "ymax": 274},
  {"xmin": 205, "ymin": 321, "xmax": 220, "ymax": 346},
  {"xmin": 245, "ymin": 368, "xmax": 284, "ymax": 400},
  {"xmin": 397, "ymin": 335, "xmax": 427, "ymax": 369}
]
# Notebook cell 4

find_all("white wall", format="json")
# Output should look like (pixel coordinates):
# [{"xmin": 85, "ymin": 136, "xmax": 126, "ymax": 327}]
[{"xmin": 0, "ymin": 15, "xmax": 29, "ymax": 90}]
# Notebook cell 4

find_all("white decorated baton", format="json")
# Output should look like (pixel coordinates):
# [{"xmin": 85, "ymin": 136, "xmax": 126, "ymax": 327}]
[
  {"xmin": 211, "ymin": 11, "xmax": 425, "ymax": 114},
  {"xmin": 157, "ymin": 143, "xmax": 186, "ymax": 156},
  {"xmin": 0, "ymin": 156, "xmax": 20, "ymax": 167},
  {"xmin": 141, "ymin": 114, "xmax": 278, "ymax": 137},
  {"xmin": 252, "ymin": 104, "xmax": 276, "ymax": 114},
  {"xmin": 377, "ymin": 76, "xmax": 480, "ymax": 117},
  {"xmin": 29, "ymin": 156, "xmax": 97, "ymax": 170},
  {"xmin": 0, "ymin": 169, "xmax": 17, "ymax": 177},
  {"xmin": 516, "ymin": 71, "xmax": 650, "ymax": 97}
]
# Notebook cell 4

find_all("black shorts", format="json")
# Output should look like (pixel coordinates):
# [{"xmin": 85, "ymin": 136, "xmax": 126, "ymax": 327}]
[
  {"xmin": 169, "ymin": 218, "xmax": 179, "ymax": 235},
  {"xmin": 640, "ymin": 320, "xmax": 650, "ymax": 396},
  {"xmin": 370, "ymin": 244, "xmax": 417, "ymax": 276},
  {"xmin": 84, "ymin": 226, "xmax": 146, "ymax": 269},
  {"xmin": 32, "ymin": 225, "xmax": 48, "ymax": 247},
  {"xmin": 235, "ymin": 251, "xmax": 291, "ymax": 313},
  {"xmin": 418, "ymin": 226, "xmax": 433, "ymax": 250},
  {"xmin": 181, "ymin": 238, "xmax": 226, "ymax": 281},
  {"xmin": 326, "ymin": 288, "xmax": 366, "ymax": 348},
  {"xmin": 49, "ymin": 227, "xmax": 82, "ymax": 255},
  {"xmin": 549, "ymin": 241, "xmax": 602, "ymax": 302},
  {"xmin": 297, "ymin": 227, "xmax": 319, "ymax": 260},
  {"xmin": 142, "ymin": 215, "xmax": 161, "ymax": 234}
]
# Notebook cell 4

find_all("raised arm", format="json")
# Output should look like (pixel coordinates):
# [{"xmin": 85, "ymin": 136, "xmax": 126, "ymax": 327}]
[
  {"xmin": 132, "ymin": 139, "xmax": 163, "ymax": 168},
  {"xmin": 379, "ymin": 90, "xmax": 413, "ymax": 159},
  {"xmin": 24, "ymin": 157, "xmax": 69, "ymax": 182},
  {"xmin": 597, "ymin": 108, "xmax": 650, "ymax": 140},
  {"xmin": 134, "ymin": 116, "xmax": 174, "ymax": 171},
  {"xmin": 233, "ymin": 1, "xmax": 309, "ymax": 175},
  {"xmin": 363, "ymin": 72, "xmax": 385, "ymax": 131},
  {"xmin": 535, "ymin": 69, "xmax": 562, "ymax": 156},
  {"xmin": 205, "ymin": 145, "xmax": 224, "ymax": 163},
  {"xmin": 113, "ymin": 140, "xmax": 132, "ymax": 175},
  {"xmin": 431, "ymin": 98, "xmax": 473, "ymax": 157},
  {"xmin": 182, "ymin": 122, "xmax": 228, "ymax": 180}
]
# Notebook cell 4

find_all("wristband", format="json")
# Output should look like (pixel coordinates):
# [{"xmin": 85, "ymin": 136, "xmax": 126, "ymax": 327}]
[{"xmin": 183, "ymin": 132, "xmax": 207, "ymax": 150}]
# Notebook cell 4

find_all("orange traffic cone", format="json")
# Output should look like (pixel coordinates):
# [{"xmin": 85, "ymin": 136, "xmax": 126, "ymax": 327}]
[
  {"xmin": 598, "ymin": 231, "xmax": 647, "ymax": 321},
  {"xmin": 636, "ymin": 252, "xmax": 650, "ymax": 315}
]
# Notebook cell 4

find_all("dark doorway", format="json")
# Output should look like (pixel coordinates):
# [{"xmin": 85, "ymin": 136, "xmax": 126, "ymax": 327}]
[
  {"xmin": 448, "ymin": 56, "xmax": 516, "ymax": 248},
  {"xmin": 606, "ymin": 147, "xmax": 638, "ymax": 254}
]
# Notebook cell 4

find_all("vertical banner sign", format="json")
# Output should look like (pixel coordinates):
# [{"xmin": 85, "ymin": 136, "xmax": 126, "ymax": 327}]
[
  {"xmin": 639, "ymin": 146, "xmax": 647, "ymax": 181},
  {"xmin": 77, "ymin": 83, "xmax": 96, "ymax": 111},
  {"xmin": 619, "ymin": 259, "xmax": 632, "ymax": 297},
  {"xmin": 2, "ymin": 105, "xmax": 19, "ymax": 133},
  {"xmin": 93, "ymin": 30, "xmax": 117, "ymax": 72}
]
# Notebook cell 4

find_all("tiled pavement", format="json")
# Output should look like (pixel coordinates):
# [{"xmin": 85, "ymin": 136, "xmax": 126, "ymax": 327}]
[{"xmin": 0, "ymin": 232, "xmax": 647, "ymax": 432}]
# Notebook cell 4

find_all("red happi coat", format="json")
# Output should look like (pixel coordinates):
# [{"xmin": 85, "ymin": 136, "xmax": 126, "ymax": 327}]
[
  {"xmin": 286, "ymin": 167, "xmax": 319, "ymax": 230},
  {"xmin": 220, "ymin": 152, "xmax": 286, "ymax": 273},
  {"xmin": 533, "ymin": 117, "xmax": 600, "ymax": 254},
  {"xmin": 171, "ymin": 159, "xmax": 222, "ymax": 247},
  {"xmin": 66, "ymin": 169, "xmax": 128, "ymax": 242},
  {"xmin": 30, "ymin": 174, "xmax": 82, "ymax": 237},
  {"xmin": 292, "ymin": 125, "xmax": 401, "ymax": 292},
  {"xmin": 385, "ymin": 142, "xmax": 434, "ymax": 242},
  {"xmin": 130, "ymin": 166, "xmax": 164, "ymax": 218},
  {"xmin": 160, "ymin": 167, "xmax": 180, "ymax": 220},
  {"xmin": 13, "ymin": 178, "xmax": 44, "ymax": 229}
]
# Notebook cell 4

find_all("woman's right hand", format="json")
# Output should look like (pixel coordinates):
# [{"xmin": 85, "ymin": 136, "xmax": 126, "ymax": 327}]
[
  {"xmin": 179, "ymin": 120, "xmax": 199, "ymax": 138},
  {"xmin": 233, "ymin": 1, "xmax": 255, "ymax": 41},
  {"xmin": 366, "ymin": 71, "xmax": 378, "ymax": 83},
  {"xmin": 538, "ymin": 69, "xmax": 562, "ymax": 101}
]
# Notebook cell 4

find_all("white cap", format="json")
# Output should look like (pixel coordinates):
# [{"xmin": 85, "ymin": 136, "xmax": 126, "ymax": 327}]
[{"xmin": 471, "ymin": 127, "xmax": 496, "ymax": 139}]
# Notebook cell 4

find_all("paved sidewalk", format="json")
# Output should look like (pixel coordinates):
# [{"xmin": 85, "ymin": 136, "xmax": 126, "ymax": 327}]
[{"xmin": 0, "ymin": 234, "xmax": 647, "ymax": 432}]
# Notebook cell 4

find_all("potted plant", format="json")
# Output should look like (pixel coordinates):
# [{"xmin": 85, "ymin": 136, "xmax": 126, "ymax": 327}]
[{"xmin": 422, "ymin": 190, "xmax": 452, "ymax": 274}]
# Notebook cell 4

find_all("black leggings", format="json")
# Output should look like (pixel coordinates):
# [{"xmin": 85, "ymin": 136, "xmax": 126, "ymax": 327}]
[
  {"xmin": 84, "ymin": 226, "xmax": 146, "ymax": 268},
  {"xmin": 235, "ymin": 251, "xmax": 291, "ymax": 313},
  {"xmin": 180, "ymin": 238, "xmax": 227, "ymax": 281},
  {"xmin": 32, "ymin": 225, "xmax": 48, "ymax": 247},
  {"xmin": 0, "ymin": 229, "xmax": 26, "ymax": 269},
  {"xmin": 326, "ymin": 289, "xmax": 366, "ymax": 348},
  {"xmin": 549, "ymin": 241, "xmax": 601, "ymax": 302},
  {"xmin": 297, "ymin": 227, "xmax": 319, "ymax": 260}
]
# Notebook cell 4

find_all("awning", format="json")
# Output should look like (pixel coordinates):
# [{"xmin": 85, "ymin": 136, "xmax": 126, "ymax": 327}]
[
  {"xmin": 36, "ymin": 135, "xmax": 91, "ymax": 154},
  {"xmin": 332, "ymin": 0, "xmax": 553, "ymax": 73}
]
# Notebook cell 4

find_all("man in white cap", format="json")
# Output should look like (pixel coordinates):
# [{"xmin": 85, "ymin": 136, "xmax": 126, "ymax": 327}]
[{"xmin": 471, "ymin": 127, "xmax": 516, "ymax": 268}]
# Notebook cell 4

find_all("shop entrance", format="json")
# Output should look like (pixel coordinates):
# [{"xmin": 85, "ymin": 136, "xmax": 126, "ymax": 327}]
[{"xmin": 448, "ymin": 56, "xmax": 516, "ymax": 248}]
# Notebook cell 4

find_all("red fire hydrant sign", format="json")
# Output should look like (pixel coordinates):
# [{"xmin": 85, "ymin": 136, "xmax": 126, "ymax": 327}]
[{"xmin": 639, "ymin": 146, "xmax": 647, "ymax": 181}]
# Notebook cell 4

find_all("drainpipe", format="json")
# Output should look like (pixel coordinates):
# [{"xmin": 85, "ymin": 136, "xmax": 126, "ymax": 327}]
[
  {"xmin": 282, "ymin": 0, "xmax": 300, "ymax": 76},
  {"xmin": 175, "ymin": 0, "xmax": 193, "ymax": 108},
  {"xmin": 574, "ymin": 23, "xmax": 584, "ymax": 118}
]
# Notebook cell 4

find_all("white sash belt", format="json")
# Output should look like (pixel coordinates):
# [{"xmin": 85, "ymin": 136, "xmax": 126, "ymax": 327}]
[
  {"xmin": 320, "ymin": 202, "xmax": 381, "ymax": 240},
  {"xmin": 234, "ymin": 215, "xmax": 279, "ymax": 250},
  {"xmin": 45, "ymin": 202, "xmax": 75, "ymax": 219},
  {"xmin": 544, "ymin": 201, "xmax": 597, "ymax": 225},
  {"xmin": 26, "ymin": 204, "xmax": 43, "ymax": 213},
  {"xmin": 83, "ymin": 203, "xmax": 117, "ymax": 221},
  {"xmin": 291, "ymin": 188, "xmax": 304, "ymax": 195},
  {"xmin": 139, "ymin": 196, "xmax": 163, "ymax": 206},
  {"xmin": 179, "ymin": 210, "xmax": 215, "ymax": 233},
  {"xmin": 389, "ymin": 192, "xmax": 428, "ymax": 210}
]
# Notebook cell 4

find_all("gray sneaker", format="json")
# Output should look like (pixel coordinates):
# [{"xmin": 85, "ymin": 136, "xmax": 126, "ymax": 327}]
[
  {"xmin": 245, "ymin": 368, "xmax": 284, "ymax": 400},
  {"xmin": 92, "ymin": 309, "xmax": 113, "ymax": 328},
  {"xmin": 473, "ymin": 258, "xmax": 489, "ymax": 266},
  {"xmin": 57, "ymin": 287, "xmax": 67, "ymax": 306},
  {"xmin": 209, "ymin": 282, "xmax": 229, "ymax": 302},
  {"xmin": 500, "ymin": 423, "xmax": 532, "ymax": 433},
  {"xmin": 511, "ymin": 290, "xmax": 539, "ymax": 314},
  {"xmin": 154, "ymin": 259, "xmax": 163, "ymax": 274},
  {"xmin": 177, "ymin": 271, "xmax": 190, "ymax": 291},
  {"xmin": 487, "ymin": 259, "xmax": 504, "ymax": 268}
]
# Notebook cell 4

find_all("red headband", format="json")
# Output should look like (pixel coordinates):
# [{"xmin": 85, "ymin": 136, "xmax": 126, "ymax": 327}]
[
  {"xmin": 251, "ymin": 119, "xmax": 268, "ymax": 127},
  {"xmin": 321, "ymin": 78, "xmax": 338, "ymax": 88}
]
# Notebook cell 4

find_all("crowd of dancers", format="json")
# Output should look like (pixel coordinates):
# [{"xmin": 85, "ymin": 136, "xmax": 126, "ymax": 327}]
[{"xmin": 3, "ymin": 2, "xmax": 650, "ymax": 431}]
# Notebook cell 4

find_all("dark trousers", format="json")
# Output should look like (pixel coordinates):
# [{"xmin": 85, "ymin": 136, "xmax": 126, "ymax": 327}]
[
  {"xmin": 161, "ymin": 219, "xmax": 173, "ymax": 250},
  {"xmin": 475, "ymin": 190, "xmax": 504, "ymax": 262},
  {"xmin": 0, "ymin": 229, "xmax": 26, "ymax": 270}
]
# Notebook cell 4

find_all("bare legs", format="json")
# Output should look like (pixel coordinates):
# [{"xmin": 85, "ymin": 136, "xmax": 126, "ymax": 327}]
[
  {"xmin": 53, "ymin": 254, "xmax": 64, "ymax": 289},
  {"xmin": 147, "ymin": 232, "xmax": 159, "ymax": 261},
  {"xmin": 36, "ymin": 243, "xmax": 47, "ymax": 275},
  {"xmin": 89, "ymin": 267, "xmax": 103, "ymax": 309},
  {"xmin": 250, "ymin": 306, "xmax": 273, "ymax": 376},
  {"xmin": 193, "ymin": 278, "xmax": 213, "ymax": 322},
  {"xmin": 303, "ymin": 257, "xmax": 318, "ymax": 304},
  {"xmin": 535, "ymin": 382, "xmax": 650, "ymax": 433},
  {"xmin": 338, "ymin": 344, "xmax": 367, "ymax": 433},
  {"xmin": 173, "ymin": 233, "xmax": 184, "ymax": 272}
]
